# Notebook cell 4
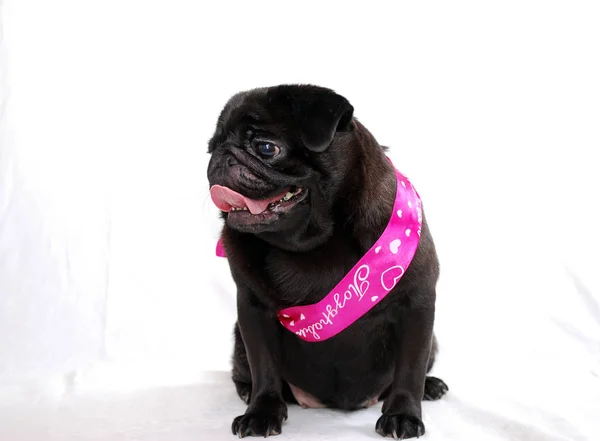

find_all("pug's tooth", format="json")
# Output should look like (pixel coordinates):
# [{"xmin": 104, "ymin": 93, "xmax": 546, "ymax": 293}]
[{"xmin": 283, "ymin": 191, "xmax": 294, "ymax": 201}]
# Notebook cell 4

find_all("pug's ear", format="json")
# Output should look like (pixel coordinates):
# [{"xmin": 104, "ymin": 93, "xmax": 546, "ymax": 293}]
[{"xmin": 275, "ymin": 86, "xmax": 354, "ymax": 152}]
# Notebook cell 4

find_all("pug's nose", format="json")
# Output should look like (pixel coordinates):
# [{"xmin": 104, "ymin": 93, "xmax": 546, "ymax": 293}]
[{"xmin": 226, "ymin": 156, "xmax": 238, "ymax": 168}]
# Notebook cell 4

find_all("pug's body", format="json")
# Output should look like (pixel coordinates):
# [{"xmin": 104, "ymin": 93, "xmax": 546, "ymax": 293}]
[{"xmin": 207, "ymin": 85, "xmax": 447, "ymax": 439}]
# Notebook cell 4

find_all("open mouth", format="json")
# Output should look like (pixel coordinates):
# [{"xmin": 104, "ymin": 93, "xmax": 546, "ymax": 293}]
[
  {"xmin": 209, "ymin": 185, "xmax": 307, "ymax": 225},
  {"xmin": 229, "ymin": 187, "xmax": 304, "ymax": 214}
]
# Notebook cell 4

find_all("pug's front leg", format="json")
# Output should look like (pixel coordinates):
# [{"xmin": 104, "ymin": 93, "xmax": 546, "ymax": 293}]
[
  {"xmin": 376, "ymin": 307, "xmax": 435, "ymax": 439},
  {"xmin": 232, "ymin": 292, "xmax": 287, "ymax": 438}
]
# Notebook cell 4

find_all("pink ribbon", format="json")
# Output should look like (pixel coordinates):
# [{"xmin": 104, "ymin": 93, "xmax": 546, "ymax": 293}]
[{"xmin": 216, "ymin": 161, "xmax": 422, "ymax": 342}]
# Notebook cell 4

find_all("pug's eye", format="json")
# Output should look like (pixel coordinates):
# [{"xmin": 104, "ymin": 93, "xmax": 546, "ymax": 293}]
[{"xmin": 256, "ymin": 142, "xmax": 280, "ymax": 158}]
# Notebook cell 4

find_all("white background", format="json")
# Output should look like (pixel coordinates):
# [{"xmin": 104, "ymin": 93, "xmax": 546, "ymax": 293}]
[{"xmin": 1, "ymin": 1, "xmax": 599, "ymax": 439}]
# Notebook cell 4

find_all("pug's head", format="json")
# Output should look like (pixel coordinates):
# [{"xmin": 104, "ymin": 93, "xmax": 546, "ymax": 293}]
[{"xmin": 207, "ymin": 84, "xmax": 362, "ymax": 249}]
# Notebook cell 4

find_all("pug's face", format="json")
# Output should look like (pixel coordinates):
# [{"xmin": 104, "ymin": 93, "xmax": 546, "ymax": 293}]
[{"xmin": 207, "ymin": 85, "xmax": 354, "ymax": 239}]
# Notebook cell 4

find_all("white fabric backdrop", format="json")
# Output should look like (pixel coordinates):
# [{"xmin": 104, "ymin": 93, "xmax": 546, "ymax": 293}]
[{"xmin": 1, "ymin": 1, "xmax": 599, "ymax": 440}]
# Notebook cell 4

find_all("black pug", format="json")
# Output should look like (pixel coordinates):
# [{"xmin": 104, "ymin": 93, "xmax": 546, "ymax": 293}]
[{"xmin": 207, "ymin": 84, "xmax": 447, "ymax": 439}]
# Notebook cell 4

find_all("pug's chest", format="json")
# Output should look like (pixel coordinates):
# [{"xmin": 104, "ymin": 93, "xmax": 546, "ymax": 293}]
[{"xmin": 265, "ymin": 242, "xmax": 363, "ymax": 307}]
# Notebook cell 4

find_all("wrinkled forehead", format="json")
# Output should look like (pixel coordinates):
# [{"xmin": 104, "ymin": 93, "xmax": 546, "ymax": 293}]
[{"xmin": 218, "ymin": 88, "xmax": 293, "ymax": 133}]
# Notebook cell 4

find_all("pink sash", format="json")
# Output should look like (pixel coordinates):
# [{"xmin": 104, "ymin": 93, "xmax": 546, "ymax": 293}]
[{"xmin": 216, "ymin": 162, "xmax": 422, "ymax": 342}]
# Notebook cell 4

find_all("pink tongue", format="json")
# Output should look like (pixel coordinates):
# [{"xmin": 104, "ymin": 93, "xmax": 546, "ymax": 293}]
[{"xmin": 210, "ymin": 185, "xmax": 290, "ymax": 215}]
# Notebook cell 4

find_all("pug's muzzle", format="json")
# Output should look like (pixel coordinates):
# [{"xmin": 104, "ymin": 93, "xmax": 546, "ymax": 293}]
[{"xmin": 208, "ymin": 155, "xmax": 309, "ymax": 230}]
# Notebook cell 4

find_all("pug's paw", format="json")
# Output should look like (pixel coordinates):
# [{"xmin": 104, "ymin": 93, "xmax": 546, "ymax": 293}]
[
  {"xmin": 232, "ymin": 413, "xmax": 284, "ymax": 438},
  {"xmin": 375, "ymin": 414, "xmax": 425, "ymax": 439},
  {"xmin": 423, "ymin": 376, "xmax": 448, "ymax": 401},
  {"xmin": 234, "ymin": 380, "xmax": 252, "ymax": 404},
  {"xmin": 231, "ymin": 399, "xmax": 287, "ymax": 438}
]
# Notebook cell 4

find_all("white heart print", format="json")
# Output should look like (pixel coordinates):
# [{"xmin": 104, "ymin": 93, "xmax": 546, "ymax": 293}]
[
  {"xmin": 389, "ymin": 239, "xmax": 401, "ymax": 254},
  {"xmin": 396, "ymin": 209, "xmax": 402, "ymax": 218},
  {"xmin": 375, "ymin": 246, "xmax": 382, "ymax": 254},
  {"xmin": 408, "ymin": 201, "xmax": 413, "ymax": 208},
  {"xmin": 371, "ymin": 296, "xmax": 379, "ymax": 302},
  {"xmin": 405, "ymin": 229, "xmax": 411, "ymax": 237},
  {"xmin": 381, "ymin": 265, "xmax": 405, "ymax": 291},
  {"xmin": 300, "ymin": 314, "xmax": 305, "ymax": 321}
]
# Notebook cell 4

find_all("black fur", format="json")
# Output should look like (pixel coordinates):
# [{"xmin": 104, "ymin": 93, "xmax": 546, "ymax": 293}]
[{"xmin": 206, "ymin": 85, "xmax": 447, "ymax": 438}]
